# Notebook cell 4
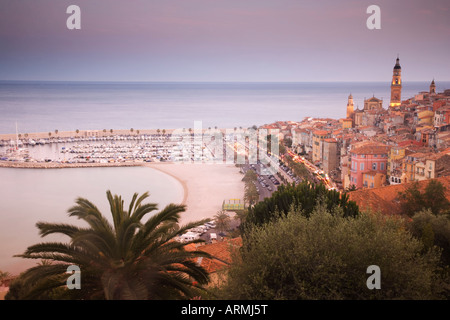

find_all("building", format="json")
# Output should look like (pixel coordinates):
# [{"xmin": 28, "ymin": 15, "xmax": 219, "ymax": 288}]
[
  {"xmin": 354, "ymin": 107, "xmax": 364, "ymax": 127},
  {"xmin": 430, "ymin": 79, "xmax": 436, "ymax": 95},
  {"xmin": 389, "ymin": 56, "xmax": 402, "ymax": 108},
  {"xmin": 364, "ymin": 96, "xmax": 383, "ymax": 112},
  {"xmin": 434, "ymin": 105, "xmax": 450, "ymax": 127},
  {"xmin": 362, "ymin": 171, "xmax": 386, "ymax": 189},
  {"xmin": 349, "ymin": 143, "xmax": 389, "ymax": 189},
  {"xmin": 346, "ymin": 94, "xmax": 355, "ymax": 121},
  {"xmin": 312, "ymin": 130, "xmax": 330, "ymax": 164},
  {"xmin": 340, "ymin": 118, "xmax": 353, "ymax": 129},
  {"xmin": 322, "ymin": 138, "xmax": 339, "ymax": 175},
  {"xmin": 387, "ymin": 145, "xmax": 408, "ymax": 185},
  {"xmin": 402, "ymin": 151, "xmax": 450, "ymax": 183}
]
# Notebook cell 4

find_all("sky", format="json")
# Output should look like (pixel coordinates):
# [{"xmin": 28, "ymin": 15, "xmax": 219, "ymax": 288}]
[{"xmin": 0, "ymin": 0, "xmax": 449, "ymax": 82}]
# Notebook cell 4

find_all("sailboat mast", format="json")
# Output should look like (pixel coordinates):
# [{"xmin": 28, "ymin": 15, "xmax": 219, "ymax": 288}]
[{"xmin": 15, "ymin": 122, "xmax": 19, "ymax": 150}]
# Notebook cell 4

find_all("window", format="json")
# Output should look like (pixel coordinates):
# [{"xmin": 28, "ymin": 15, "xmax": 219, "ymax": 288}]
[
  {"xmin": 380, "ymin": 163, "xmax": 385, "ymax": 171},
  {"xmin": 360, "ymin": 163, "xmax": 364, "ymax": 170},
  {"xmin": 370, "ymin": 182, "xmax": 374, "ymax": 188},
  {"xmin": 372, "ymin": 163, "xmax": 377, "ymax": 170}
]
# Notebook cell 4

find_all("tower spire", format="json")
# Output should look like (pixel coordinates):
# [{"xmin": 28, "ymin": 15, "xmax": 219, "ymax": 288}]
[{"xmin": 390, "ymin": 56, "xmax": 402, "ymax": 108}]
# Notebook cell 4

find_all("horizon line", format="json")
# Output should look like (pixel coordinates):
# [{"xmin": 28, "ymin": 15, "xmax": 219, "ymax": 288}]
[{"xmin": 1, "ymin": 79, "xmax": 449, "ymax": 84}]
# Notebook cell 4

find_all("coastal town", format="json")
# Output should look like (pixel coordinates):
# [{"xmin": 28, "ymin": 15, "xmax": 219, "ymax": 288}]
[
  {"xmin": 1, "ymin": 58, "xmax": 449, "ymax": 301},
  {"xmin": 1, "ymin": 58, "xmax": 449, "ymax": 195},
  {"xmin": 262, "ymin": 57, "xmax": 450, "ymax": 191}
]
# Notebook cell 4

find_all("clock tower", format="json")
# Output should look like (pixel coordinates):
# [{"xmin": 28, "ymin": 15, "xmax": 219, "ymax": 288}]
[{"xmin": 389, "ymin": 57, "xmax": 402, "ymax": 108}]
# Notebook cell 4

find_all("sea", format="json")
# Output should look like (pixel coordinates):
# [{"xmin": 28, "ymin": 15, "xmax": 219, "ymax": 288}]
[
  {"xmin": 1, "ymin": 80, "xmax": 449, "ymax": 274},
  {"xmin": 1, "ymin": 80, "xmax": 449, "ymax": 135}
]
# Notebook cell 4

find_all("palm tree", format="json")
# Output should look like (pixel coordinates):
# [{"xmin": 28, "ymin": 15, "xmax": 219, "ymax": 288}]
[
  {"xmin": 214, "ymin": 211, "xmax": 230, "ymax": 235},
  {"xmin": 14, "ymin": 191, "xmax": 212, "ymax": 300}
]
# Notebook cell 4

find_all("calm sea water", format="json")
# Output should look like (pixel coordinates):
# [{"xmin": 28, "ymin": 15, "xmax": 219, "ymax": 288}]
[
  {"xmin": 0, "ymin": 166, "xmax": 184, "ymax": 273},
  {"xmin": 1, "ymin": 81, "xmax": 449, "ymax": 134}
]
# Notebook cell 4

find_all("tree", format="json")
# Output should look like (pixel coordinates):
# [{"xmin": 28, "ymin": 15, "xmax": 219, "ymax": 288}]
[
  {"xmin": 0, "ymin": 270, "xmax": 11, "ymax": 286},
  {"xmin": 398, "ymin": 180, "xmax": 450, "ymax": 217},
  {"xmin": 214, "ymin": 211, "xmax": 231, "ymax": 235},
  {"xmin": 243, "ymin": 181, "xmax": 359, "ymax": 232},
  {"xmin": 408, "ymin": 209, "xmax": 450, "ymax": 266},
  {"xmin": 283, "ymin": 137, "xmax": 292, "ymax": 148},
  {"xmin": 244, "ymin": 183, "xmax": 259, "ymax": 207},
  {"xmin": 242, "ymin": 169, "xmax": 257, "ymax": 184},
  {"xmin": 219, "ymin": 206, "xmax": 447, "ymax": 300},
  {"xmin": 12, "ymin": 191, "xmax": 212, "ymax": 300}
]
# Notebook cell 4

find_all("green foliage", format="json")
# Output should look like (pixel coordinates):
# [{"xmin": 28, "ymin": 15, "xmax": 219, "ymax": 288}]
[
  {"xmin": 242, "ymin": 169, "xmax": 257, "ymax": 183},
  {"xmin": 408, "ymin": 209, "xmax": 450, "ymax": 266},
  {"xmin": 283, "ymin": 137, "xmax": 292, "ymax": 148},
  {"xmin": 244, "ymin": 183, "xmax": 259, "ymax": 207},
  {"xmin": 398, "ymin": 180, "xmax": 450, "ymax": 217},
  {"xmin": 214, "ymin": 211, "xmax": 231, "ymax": 233},
  {"xmin": 243, "ymin": 181, "xmax": 359, "ymax": 231},
  {"xmin": 11, "ymin": 191, "xmax": 212, "ymax": 300},
  {"xmin": 220, "ymin": 206, "xmax": 448, "ymax": 300},
  {"xmin": 0, "ymin": 270, "xmax": 10, "ymax": 285}
]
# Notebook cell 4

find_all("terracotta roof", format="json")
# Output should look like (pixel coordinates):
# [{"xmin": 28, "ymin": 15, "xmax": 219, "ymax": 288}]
[
  {"xmin": 313, "ymin": 130, "xmax": 329, "ymax": 136},
  {"xmin": 348, "ymin": 176, "xmax": 450, "ymax": 216},
  {"xmin": 351, "ymin": 144, "xmax": 389, "ymax": 155},
  {"xmin": 185, "ymin": 237, "xmax": 242, "ymax": 274}
]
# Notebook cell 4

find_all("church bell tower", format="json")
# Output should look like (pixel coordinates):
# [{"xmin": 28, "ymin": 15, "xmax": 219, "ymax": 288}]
[
  {"xmin": 346, "ymin": 93, "xmax": 354, "ymax": 119},
  {"xmin": 389, "ymin": 56, "xmax": 402, "ymax": 108},
  {"xmin": 430, "ymin": 79, "xmax": 436, "ymax": 94}
]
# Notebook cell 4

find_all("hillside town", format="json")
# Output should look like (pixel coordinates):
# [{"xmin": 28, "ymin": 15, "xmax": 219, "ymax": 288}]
[{"xmin": 262, "ymin": 57, "xmax": 450, "ymax": 192}]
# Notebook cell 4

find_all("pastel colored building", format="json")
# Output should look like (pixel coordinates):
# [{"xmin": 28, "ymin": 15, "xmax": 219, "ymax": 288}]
[
  {"xmin": 349, "ymin": 144, "xmax": 389, "ymax": 189},
  {"xmin": 312, "ymin": 130, "xmax": 330, "ymax": 164}
]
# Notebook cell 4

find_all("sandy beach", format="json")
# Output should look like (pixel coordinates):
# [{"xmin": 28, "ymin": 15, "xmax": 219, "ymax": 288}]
[{"xmin": 145, "ymin": 162, "xmax": 245, "ymax": 225}]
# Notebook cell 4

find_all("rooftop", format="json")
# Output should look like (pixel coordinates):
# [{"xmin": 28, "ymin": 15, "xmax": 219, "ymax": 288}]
[
  {"xmin": 351, "ymin": 144, "xmax": 389, "ymax": 155},
  {"xmin": 348, "ymin": 176, "xmax": 450, "ymax": 216}
]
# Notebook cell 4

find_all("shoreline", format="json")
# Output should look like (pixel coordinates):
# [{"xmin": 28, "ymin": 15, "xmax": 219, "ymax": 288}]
[
  {"xmin": 0, "ymin": 160, "xmax": 245, "ymax": 278},
  {"xmin": 143, "ymin": 162, "xmax": 189, "ymax": 205},
  {"xmin": 0, "ymin": 160, "xmax": 144, "ymax": 169}
]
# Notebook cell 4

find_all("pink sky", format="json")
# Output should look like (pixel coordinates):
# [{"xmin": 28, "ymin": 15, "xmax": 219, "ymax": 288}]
[{"xmin": 0, "ymin": 0, "xmax": 449, "ymax": 81}]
